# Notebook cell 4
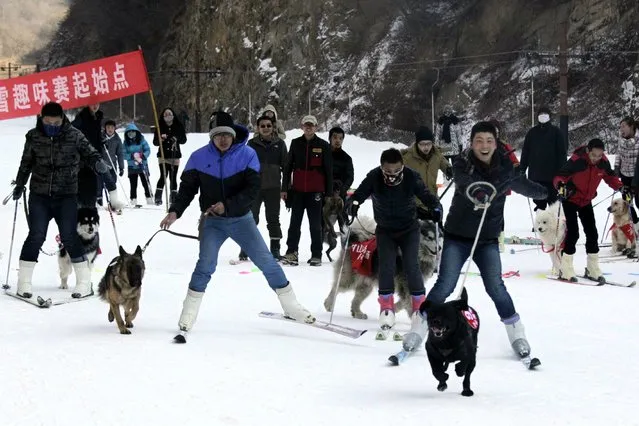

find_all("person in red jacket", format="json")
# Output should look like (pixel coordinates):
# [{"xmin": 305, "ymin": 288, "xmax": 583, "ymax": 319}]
[
  {"xmin": 280, "ymin": 115, "xmax": 333, "ymax": 266},
  {"xmin": 553, "ymin": 138, "xmax": 626, "ymax": 282}
]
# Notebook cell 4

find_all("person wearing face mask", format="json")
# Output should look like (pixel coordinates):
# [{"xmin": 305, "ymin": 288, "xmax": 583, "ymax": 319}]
[
  {"xmin": 520, "ymin": 106, "xmax": 567, "ymax": 211},
  {"xmin": 153, "ymin": 107, "xmax": 187, "ymax": 206},
  {"xmin": 616, "ymin": 116, "xmax": 639, "ymax": 224},
  {"xmin": 345, "ymin": 148, "xmax": 443, "ymax": 335},
  {"xmin": 422, "ymin": 121, "xmax": 547, "ymax": 359},
  {"xmin": 401, "ymin": 125, "xmax": 452, "ymax": 202},
  {"xmin": 72, "ymin": 103, "xmax": 106, "ymax": 209},
  {"xmin": 123, "ymin": 123, "xmax": 153, "ymax": 206},
  {"xmin": 554, "ymin": 138, "xmax": 625, "ymax": 282},
  {"xmin": 235, "ymin": 115, "xmax": 288, "ymax": 262},
  {"xmin": 12, "ymin": 102, "xmax": 124, "ymax": 300},
  {"xmin": 159, "ymin": 111, "xmax": 314, "ymax": 340}
]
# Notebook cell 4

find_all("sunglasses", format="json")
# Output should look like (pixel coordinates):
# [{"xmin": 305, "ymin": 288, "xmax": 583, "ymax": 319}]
[{"xmin": 259, "ymin": 124, "xmax": 272, "ymax": 129}]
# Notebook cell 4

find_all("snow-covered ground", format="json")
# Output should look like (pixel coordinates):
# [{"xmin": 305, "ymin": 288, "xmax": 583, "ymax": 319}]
[{"xmin": 0, "ymin": 116, "xmax": 637, "ymax": 426}]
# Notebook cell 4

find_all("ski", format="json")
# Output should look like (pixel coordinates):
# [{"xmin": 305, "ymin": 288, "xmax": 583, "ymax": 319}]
[
  {"xmin": 578, "ymin": 275, "xmax": 636, "ymax": 288},
  {"xmin": 4, "ymin": 289, "xmax": 96, "ymax": 307},
  {"xmin": 4, "ymin": 291, "xmax": 52, "ymax": 308},
  {"xmin": 388, "ymin": 349, "xmax": 414, "ymax": 366},
  {"xmin": 258, "ymin": 311, "xmax": 367, "ymax": 339},
  {"xmin": 521, "ymin": 355, "xmax": 541, "ymax": 370},
  {"xmin": 545, "ymin": 275, "xmax": 602, "ymax": 286},
  {"xmin": 375, "ymin": 326, "xmax": 402, "ymax": 341}
]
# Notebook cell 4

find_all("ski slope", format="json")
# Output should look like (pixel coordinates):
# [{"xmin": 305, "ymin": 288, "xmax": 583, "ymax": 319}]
[{"xmin": 0, "ymin": 116, "xmax": 637, "ymax": 426}]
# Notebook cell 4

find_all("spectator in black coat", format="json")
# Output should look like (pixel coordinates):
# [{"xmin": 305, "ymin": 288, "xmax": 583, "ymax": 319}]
[
  {"xmin": 520, "ymin": 106, "xmax": 566, "ymax": 211},
  {"xmin": 329, "ymin": 126, "xmax": 354, "ymax": 229},
  {"xmin": 72, "ymin": 104, "xmax": 108, "ymax": 209}
]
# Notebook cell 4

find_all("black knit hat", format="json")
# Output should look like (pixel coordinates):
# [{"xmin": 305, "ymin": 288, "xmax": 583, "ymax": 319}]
[
  {"xmin": 587, "ymin": 138, "xmax": 605, "ymax": 150},
  {"xmin": 415, "ymin": 126, "xmax": 434, "ymax": 142},
  {"xmin": 208, "ymin": 111, "xmax": 236, "ymax": 138},
  {"xmin": 41, "ymin": 102, "xmax": 64, "ymax": 118}
]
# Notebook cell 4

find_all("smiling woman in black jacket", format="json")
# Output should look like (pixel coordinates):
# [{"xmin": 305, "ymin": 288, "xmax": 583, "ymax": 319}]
[{"xmin": 153, "ymin": 107, "xmax": 187, "ymax": 205}]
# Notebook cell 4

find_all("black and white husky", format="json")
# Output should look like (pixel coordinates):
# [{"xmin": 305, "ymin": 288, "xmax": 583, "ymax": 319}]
[{"xmin": 58, "ymin": 208, "xmax": 101, "ymax": 289}]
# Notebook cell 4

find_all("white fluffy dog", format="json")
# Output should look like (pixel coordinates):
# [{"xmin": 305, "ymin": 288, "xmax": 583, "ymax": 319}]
[{"xmin": 534, "ymin": 201, "xmax": 566, "ymax": 275}]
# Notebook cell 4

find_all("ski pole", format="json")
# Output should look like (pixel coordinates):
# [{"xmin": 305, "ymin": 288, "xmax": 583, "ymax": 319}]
[
  {"xmin": 439, "ymin": 179, "xmax": 454, "ymax": 199},
  {"xmin": 527, "ymin": 198, "xmax": 540, "ymax": 253},
  {"xmin": 454, "ymin": 181, "xmax": 497, "ymax": 300},
  {"xmin": 328, "ymin": 226, "xmax": 351, "ymax": 326},
  {"xmin": 3, "ymin": 199, "xmax": 20, "ymax": 290}
]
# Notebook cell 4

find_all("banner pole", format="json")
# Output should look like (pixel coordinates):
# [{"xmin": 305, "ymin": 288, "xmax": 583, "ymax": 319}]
[{"xmin": 138, "ymin": 46, "xmax": 169, "ymax": 212}]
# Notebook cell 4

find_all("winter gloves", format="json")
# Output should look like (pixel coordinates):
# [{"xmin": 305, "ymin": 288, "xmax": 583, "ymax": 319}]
[
  {"xmin": 556, "ymin": 181, "xmax": 576, "ymax": 201},
  {"xmin": 12, "ymin": 184, "xmax": 25, "ymax": 200},
  {"xmin": 444, "ymin": 167, "xmax": 453, "ymax": 181},
  {"xmin": 345, "ymin": 199, "xmax": 359, "ymax": 224},
  {"xmin": 621, "ymin": 185, "xmax": 633, "ymax": 203},
  {"xmin": 94, "ymin": 159, "xmax": 110, "ymax": 174}
]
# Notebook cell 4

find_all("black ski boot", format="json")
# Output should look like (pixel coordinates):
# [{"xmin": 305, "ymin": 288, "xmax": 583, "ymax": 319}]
[{"xmin": 154, "ymin": 189, "xmax": 163, "ymax": 206}]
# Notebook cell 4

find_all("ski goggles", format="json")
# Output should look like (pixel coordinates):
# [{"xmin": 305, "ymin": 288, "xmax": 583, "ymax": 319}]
[{"xmin": 380, "ymin": 165, "xmax": 404, "ymax": 186}]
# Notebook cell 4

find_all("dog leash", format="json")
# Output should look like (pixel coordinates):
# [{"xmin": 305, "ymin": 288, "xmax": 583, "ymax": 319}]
[{"xmin": 141, "ymin": 229, "xmax": 199, "ymax": 254}]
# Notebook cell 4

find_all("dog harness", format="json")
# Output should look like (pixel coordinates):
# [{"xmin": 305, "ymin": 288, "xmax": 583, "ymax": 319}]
[
  {"xmin": 461, "ymin": 307, "xmax": 479, "ymax": 330},
  {"xmin": 541, "ymin": 223, "xmax": 567, "ymax": 254},
  {"xmin": 350, "ymin": 237, "xmax": 377, "ymax": 277},
  {"xmin": 609, "ymin": 223, "xmax": 636, "ymax": 243},
  {"xmin": 56, "ymin": 234, "xmax": 102, "ymax": 261}
]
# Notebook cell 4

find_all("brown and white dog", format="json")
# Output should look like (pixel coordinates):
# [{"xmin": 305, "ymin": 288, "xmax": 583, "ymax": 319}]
[{"xmin": 607, "ymin": 198, "xmax": 636, "ymax": 255}]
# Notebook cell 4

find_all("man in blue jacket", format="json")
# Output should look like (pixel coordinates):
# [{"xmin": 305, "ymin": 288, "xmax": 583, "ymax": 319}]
[{"xmin": 160, "ymin": 112, "xmax": 314, "ymax": 339}]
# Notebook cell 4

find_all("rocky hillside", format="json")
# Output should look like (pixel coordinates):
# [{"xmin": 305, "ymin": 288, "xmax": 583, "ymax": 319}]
[{"xmin": 40, "ymin": 0, "xmax": 639, "ymax": 147}]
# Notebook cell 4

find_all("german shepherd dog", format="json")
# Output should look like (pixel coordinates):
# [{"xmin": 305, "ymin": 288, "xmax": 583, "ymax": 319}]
[
  {"xmin": 323, "ymin": 215, "xmax": 441, "ymax": 319},
  {"xmin": 322, "ymin": 182, "xmax": 345, "ymax": 262},
  {"xmin": 422, "ymin": 288, "xmax": 479, "ymax": 397},
  {"xmin": 58, "ymin": 207, "xmax": 100, "ymax": 289},
  {"xmin": 98, "ymin": 246, "xmax": 145, "ymax": 334}
]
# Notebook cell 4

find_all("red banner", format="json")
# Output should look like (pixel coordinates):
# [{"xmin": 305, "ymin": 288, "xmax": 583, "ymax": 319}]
[{"xmin": 0, "ymin": 50, "xmax": 151, "ymax": 121}]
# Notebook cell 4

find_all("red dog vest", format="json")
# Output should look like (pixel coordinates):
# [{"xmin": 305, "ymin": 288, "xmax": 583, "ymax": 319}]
[
  {"xmin": 350, "ymin": 238, "xmax": 377, "ymax": 277},
  {"xmin": 609, "ymin": 223, "xmax": 636, "ymax": 243}
]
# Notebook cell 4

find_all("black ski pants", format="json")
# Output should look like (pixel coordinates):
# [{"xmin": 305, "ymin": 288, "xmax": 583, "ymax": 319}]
[
  {"xmin": 562, "ymin": 200, "xmax": 598, "ymax": 255},
  {"xmin": 285, "ymin": 191, "xmax": 323, "ymax": 258},
  {"xmin": 251, "ymin": 188, "xmax": 283, "ymax": 240},
  {"xmin": 376, "ymin": 223, "xmax": 425, "ymax": 296}
]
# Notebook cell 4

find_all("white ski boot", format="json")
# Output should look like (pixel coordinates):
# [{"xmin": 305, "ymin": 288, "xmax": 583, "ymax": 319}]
[
  {"xmin": 17, "ymin": 260, "xmax": 36, "ymax": 298},
  {"xmin": 71, "ymin": 260, "xmax": 93, "ymax": 298},
  {"xmin": 178, "ymin": 289, "xmax": 204, "ymax": 331},
  {"xmin": 275, "ymin": 283, "xmax": 315, "ymax": 323},
  {"xmin": 504, "ymin": 315, "xmax": 531, "ymax": 357},
  {"xmin": 108, "ymin": 190, "xmax": 125, "ymax": 210},
  {"xmin": 377, "ymin": 294, "xmax": 400, "ymax": 340},
  {"xmin": 174, "ymin": 288, "xmax": 204, "ymax": 343},
  {"xmin": 402, "ymin": 295, "xmax": 428, "ymax": 351},
  {"xmin": 559, "ymin": 253, "xmax": 577, "ymax": 282},
  {"xmin": 585, "ymin": 253, "xmax": 604, "ymax": 283}
]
